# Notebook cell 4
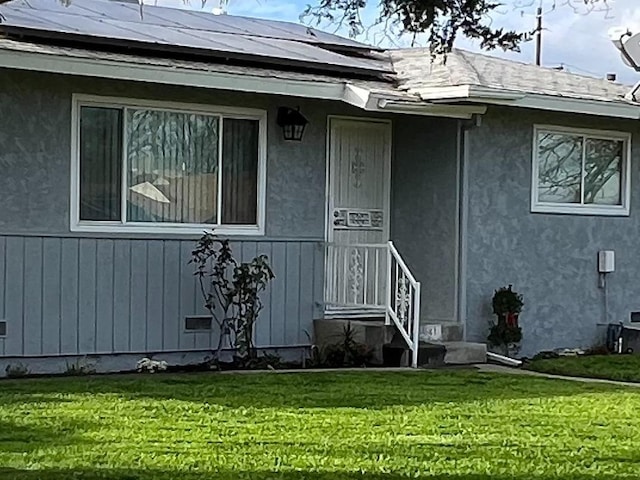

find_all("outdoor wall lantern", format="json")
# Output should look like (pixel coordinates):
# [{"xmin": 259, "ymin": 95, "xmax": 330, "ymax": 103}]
[{"xmin": 277, "ymin": 106, "xmax": 308, "ymax": 141}]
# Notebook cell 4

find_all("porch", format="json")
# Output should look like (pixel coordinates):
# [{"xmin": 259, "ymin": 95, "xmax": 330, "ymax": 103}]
[{"xmin": 318, "ymin": 116, "xmax": 474, "ymax": 367}]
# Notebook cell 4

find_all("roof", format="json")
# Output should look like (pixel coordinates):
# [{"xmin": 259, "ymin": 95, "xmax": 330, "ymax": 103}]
[
  {"xmin": 0, "ymin": 2, "xmax": 639, "ymax": 120},
  {"xmin": 0, "ymin": 0, "xmax": 392, "ymax": 77},
  {"xmin": 390, "ymin": 48, "xmax": 632, "ymax": 105}
]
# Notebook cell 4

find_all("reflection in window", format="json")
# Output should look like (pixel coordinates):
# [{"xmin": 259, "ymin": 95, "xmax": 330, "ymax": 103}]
[
  {"xmin": 537, "ymin": 132, "xmax": 583, "ymax": 204},
  {"xmin": 77, "ymin": 103, "xmax": 261, "ymax": 228},
  {"xmin": 534, "ymin": 128, "xmax": 627, "ymax": 212},
  {"xmin": 126, "ymin": 109, "xmax": 220, "ymax": 224}
]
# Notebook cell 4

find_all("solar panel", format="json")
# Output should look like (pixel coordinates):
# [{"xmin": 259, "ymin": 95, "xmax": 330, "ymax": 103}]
[
  {"xmin": 3, "ymin": 0, "xmax": 379, "ymax": 51},
  {"xmin": 0, "ymin": 0, "xmax": 391, "ymax": 76}
]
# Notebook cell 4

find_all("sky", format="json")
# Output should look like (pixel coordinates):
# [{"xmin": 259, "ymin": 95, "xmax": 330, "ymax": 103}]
[{"xmin": 154, "ymin": 0, "xmax": 640, "ymax": 85}]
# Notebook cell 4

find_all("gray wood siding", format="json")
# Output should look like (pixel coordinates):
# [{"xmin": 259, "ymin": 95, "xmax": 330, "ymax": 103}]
[{"xmin": 0, "ymin": 235, "xmax": 323, "ymax": 357}]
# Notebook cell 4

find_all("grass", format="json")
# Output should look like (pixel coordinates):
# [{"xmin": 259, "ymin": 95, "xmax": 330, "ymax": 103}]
[
  {"xmin": 527, "ymin": 354, "xmax": 640, "ymax": 383},
  {"xmin": 0, "ymin": 370, "xmax": 640, "ymax": 479}
]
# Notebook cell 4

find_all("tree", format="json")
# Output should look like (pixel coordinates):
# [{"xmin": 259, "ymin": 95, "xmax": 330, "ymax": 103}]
[
  {"xmin": 302, "ymin": 0, "xmax": 610, "ymax": 54},
  {"xmin": 0, "ymin": 0, "xmax": 609, "ymax": 54}
]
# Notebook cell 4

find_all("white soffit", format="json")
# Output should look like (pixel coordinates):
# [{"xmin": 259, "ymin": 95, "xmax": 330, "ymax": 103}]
[
  {"xmin": 416, "ymin": 85, "xmax": 640, "ymax": 120},
  {"xmin": 2, "ymin": 45, "xmax": 639, "ymax": 120}
]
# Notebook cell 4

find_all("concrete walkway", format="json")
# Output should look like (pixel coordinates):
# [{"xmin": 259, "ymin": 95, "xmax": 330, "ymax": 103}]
[{"xmin": 475, "ymin": 363, "xmax": 640, "ymax": 388}]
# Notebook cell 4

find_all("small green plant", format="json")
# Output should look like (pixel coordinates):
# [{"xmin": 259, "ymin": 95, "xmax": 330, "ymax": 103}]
[
  {"xmin": 65, "ymin": 357, "xmax": 97, "ymax": 376},
  {"xmin": 488, "ymin": 285, "xmax": 523, "ymax": 356},
  {"xmin": 239, "ymin": 352, "xmax": 283, "ymax": 370},
  {"xmin": 311, "ymin": 322, "xmax": 374, "ymax": 368},
  {"xmin": 191, "ymin": 232, "xmax": 275, "ymax": 363},
  {"xmin": 5, "ymin": 363, "xmax": 30, "ymax": 378}
]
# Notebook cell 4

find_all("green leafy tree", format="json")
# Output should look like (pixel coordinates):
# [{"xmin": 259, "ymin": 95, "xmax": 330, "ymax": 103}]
[{"xmin": 303, "ymin": 0, "xmax": 610, "ymax": 53}]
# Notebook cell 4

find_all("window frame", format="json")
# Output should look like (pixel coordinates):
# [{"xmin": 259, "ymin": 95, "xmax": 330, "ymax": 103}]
[
  {"xmin": 531, "ymin": 124, "xmax": 632, "ymax": 216},
  {"xmin": 70, "ymin": 94, "xmax": 267, "ymax": 235}
]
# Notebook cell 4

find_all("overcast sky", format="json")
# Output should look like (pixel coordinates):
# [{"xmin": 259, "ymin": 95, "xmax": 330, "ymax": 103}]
[{"xmin": 155, "ymin": 0, "xmax": 640, "ymax": 85}]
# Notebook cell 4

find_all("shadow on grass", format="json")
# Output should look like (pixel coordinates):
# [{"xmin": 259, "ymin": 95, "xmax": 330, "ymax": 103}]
[
  {"xmin": 0, "ymin": 417, "xmax": 97, "ymax": 453},
  {"xmin": 0, "ymin": 468, "xmax": 634, "ymax": 480},
  {"xmin": 0, "ymin": 370, "xmax": 627, "ymax": 410}
]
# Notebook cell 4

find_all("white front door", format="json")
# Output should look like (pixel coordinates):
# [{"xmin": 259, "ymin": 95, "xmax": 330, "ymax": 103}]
[{"xmin": 325, "ymin": 118, "xmax": 391, "ymax": 311}]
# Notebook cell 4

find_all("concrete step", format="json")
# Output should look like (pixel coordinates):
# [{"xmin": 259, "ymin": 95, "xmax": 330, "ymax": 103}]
[
  {"xmin": 442, "ymin": 342, "xmax": 487, "ymax": 365},
  {"xmin": 314, "ymin": 318, "xmax": 485, "ymax": 366},
  {"xmin": 419, "ymin": 322, "xmax": 464, "ymax": 342}
]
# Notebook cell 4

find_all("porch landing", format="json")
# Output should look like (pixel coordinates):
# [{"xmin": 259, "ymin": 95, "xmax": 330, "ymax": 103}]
[{"xmin": 313, "ymin": 318, "xmax": 486, "ymax": 366}]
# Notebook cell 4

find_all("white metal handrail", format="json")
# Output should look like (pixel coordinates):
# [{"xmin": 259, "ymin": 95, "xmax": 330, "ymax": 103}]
[
  {"xmin": 387, "ymin": 241, "xmax": 421, "ymax": 368},
  {"xmin": 325, "ymin": 241, "xmax": 422, "ymax": 368}
]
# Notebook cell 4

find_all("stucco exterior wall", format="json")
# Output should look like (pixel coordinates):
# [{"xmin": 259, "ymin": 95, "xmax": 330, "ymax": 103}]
[
  {"xmin": 392, "ymin": 116, "xmax": 460, "ymax": 326},
  {"xmin": 0, "ymin": 68, "xmax": 336, "ymax": 239},
  {"xmin": 0, "ymin": 68, "xmax": 464, "ymax": 360},
  {"xmin": 0, "ymin": 68, "xmax": 349, "ymax": 357},
  {"xmin": 465, "ymin": 107, "xmax": 640, "ymax": 356}
]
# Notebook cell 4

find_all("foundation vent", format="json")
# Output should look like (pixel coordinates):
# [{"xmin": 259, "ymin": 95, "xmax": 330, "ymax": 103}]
[{"xmin": 185, "ymin": 316, "xmax": 213, "ymax": 331}]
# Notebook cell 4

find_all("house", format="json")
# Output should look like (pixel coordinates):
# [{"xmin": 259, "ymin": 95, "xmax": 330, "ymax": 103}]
[{"xmin": 0, "ymin": 0, "xmax": 638, "ymax": 375}]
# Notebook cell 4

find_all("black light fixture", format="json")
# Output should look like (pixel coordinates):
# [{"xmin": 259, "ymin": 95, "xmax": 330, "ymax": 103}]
[{"xmin": 277, "ymin": 106, "xmax": 308, "ymax": 142}]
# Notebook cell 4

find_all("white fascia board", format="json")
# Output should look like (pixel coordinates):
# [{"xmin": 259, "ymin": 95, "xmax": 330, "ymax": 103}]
[
  {"xmin": 376, "ymin": 98, "xmax": 486, "ymax": 119},
  {"xmin": 418, "ymin": 84, "xmax": 640, "ymax": 120},
  {"xmin": 0, "ymin": 48, "xmax": 348, "ymax": 101},
  {"xmin": 342, "ymin": 84, "xmax": 485, "ymax": 118},
  {"xmin": 342, "ymin": 83, "xmax": 374, "ymax": 110},
  {"xmin": 505, "ymin": 93, "xmax": 640, "ymax": 120}
]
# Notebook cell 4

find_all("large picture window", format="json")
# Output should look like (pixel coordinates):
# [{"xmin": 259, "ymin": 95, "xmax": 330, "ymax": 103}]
[
  {"xmin": 72, "ymin": 95, "xmax": 265, "ymax": 234},
  {"xmin": 532, "ymin": 125, "xmax": 631, "ymax": 216}
]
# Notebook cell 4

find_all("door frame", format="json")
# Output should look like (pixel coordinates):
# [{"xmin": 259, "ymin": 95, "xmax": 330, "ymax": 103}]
[{"xmin": 324, "ymin": 116, "xmax": 393, "ymax": 245}]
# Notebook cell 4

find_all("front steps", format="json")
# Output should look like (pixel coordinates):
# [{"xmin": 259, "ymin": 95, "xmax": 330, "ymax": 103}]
[
  {"xmin": 313, "ymin": 318, "xmax": 486, "ymax": 367},
  {"xmin": 443, "ymin": 341, "xmax": 487, "ymax": 365}
]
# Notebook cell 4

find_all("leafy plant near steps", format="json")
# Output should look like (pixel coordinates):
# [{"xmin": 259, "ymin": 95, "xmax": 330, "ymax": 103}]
[
  {"xmin": 191, "ymin": 232, "xmax": 274, "ymax": 364},
  {"xmin": 308, "ymin": 322, "xmax": 374, "ymax": 368}
]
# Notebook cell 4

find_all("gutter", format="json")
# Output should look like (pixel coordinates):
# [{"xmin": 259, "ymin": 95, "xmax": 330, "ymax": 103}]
[
  {"xmin": 0, "ymin": 46, "xmax": 350, "ymax": 102},
  {"xmin": 417, "ymin": 85, "xmax": 640, "ymax": 120},
  {"xmin": 0, "ymin": 46, "xmax": 481, "ymax": 118},
  {"xmin": 2, "ymin": 46, "xmax": 637, "ymax": 120}
]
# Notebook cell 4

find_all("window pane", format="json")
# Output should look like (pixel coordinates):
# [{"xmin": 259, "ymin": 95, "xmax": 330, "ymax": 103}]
[
  {"xmin": 584, "ymin": 138, "xmax": 623, "ymax": 205},
  {"xmin": 79, "ymin": 107, "xmax": 122, "ymax": 221},
  {"xmin": 126, "ymin": 109, "xmax": 219, "ymax": 224},
  {"xmin": 222, "ymin": 118, "xmax": 259, "ymax": 225},
  {"xmin": 537, "ymin": 132, "xmax": 583, "ymax": 204}
]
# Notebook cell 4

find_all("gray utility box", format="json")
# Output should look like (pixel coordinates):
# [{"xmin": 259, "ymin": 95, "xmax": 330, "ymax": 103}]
[{"xmin": 622, "ymin": 325, "xmax": 640, "ymax": 354}]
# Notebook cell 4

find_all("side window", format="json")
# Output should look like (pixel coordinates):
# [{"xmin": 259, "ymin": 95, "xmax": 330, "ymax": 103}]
[{"xmin": 532, "ymin": 126, "xmax": 630, "ymax": 215}]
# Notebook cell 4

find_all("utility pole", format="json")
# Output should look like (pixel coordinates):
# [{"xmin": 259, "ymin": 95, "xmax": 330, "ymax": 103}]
[{"xmin": 535, "ymin": 7, "xmax": 542, "ymax": 66}]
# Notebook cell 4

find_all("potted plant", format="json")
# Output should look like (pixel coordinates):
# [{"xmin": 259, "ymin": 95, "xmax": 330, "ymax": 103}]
[{"xmin": 488, "ymin": 285, "xmax": 523, "ymax": 356}]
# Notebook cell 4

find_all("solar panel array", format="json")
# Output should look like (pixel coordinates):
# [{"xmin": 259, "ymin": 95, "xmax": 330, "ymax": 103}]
[{"xmin": 0, "ymin": 0, "xmax": 392, "ymax": 76}]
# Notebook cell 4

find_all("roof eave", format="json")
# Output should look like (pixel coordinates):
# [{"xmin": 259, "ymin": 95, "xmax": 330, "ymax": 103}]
[
  {"xmin": 416, "ymin": 85, "xmax": 640, "ymax": 120},
  {"xmin": 0, "ymin": 45, "xmax": 351, "ymax": 102}
]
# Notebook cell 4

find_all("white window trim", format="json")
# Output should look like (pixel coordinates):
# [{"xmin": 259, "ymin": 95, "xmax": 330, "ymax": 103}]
[
  {"xmin": 70, "ymin": 94, "xmax": 267, "ymax": 236},
  {"xmin": 531, "ymin": 124, "xmax": 632, "ymax": 216}
]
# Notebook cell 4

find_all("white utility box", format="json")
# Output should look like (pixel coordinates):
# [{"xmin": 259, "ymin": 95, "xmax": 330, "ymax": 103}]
[{"xmin": 598, "ymin": 250, "xmax": 615, "ymax": 273}]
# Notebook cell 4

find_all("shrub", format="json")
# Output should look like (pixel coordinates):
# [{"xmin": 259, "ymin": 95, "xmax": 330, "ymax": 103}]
[
  {"xmin": 191, "ymin": 232, "xmax": 274, "ymax": 363},
  {"xmin": 488, "ymin": 285, "xmax": 523, "ymax": 356}
]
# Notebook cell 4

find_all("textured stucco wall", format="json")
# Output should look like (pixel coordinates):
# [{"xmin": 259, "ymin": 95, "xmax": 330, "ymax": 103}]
[
  {"xmin": 0, "ymin": 68, "xmax": 352, "ymax": 357},
  {"xmin": 391, "ymin": 116, "xmax": 460, "ymax": 325},
  {"xmin": 0, "ymin": 68, "xmax": 464, "ymax": 358},
  {"xmin": 0, "ymin": 68, "xmax": 370, "ymax": 239},
  {"xmin": 465, "ymin": 107, "xmax": 640, "ymax": 356}
]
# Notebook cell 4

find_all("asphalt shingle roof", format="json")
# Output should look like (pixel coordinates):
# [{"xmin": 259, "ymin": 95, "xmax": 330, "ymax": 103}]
[{"xmin": 390, "ymin": 48, "xmax": 633, "ymax": 104}]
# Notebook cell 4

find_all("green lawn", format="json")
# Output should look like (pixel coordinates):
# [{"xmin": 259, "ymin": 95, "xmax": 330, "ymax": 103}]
[
  {"xmin": 526, "ymin": 354, "xmax": 640, "ymax": 383},
  {"xmin": 1, "ymin": 370, "xmax": 640, "ymax": 480}
]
